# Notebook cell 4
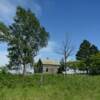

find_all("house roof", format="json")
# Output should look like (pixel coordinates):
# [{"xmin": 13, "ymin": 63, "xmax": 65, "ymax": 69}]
[{"xmin": 42, "ymin": 59, "xmax": 60, "ymax": 65}]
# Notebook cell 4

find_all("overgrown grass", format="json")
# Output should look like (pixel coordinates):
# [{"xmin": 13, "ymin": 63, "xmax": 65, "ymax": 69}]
[{"xmin": 0, "ymin": 73, "xmax": 100, "ymax": 100}]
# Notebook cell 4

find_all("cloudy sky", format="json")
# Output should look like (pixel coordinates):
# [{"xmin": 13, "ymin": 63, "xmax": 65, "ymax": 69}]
[{"xmin": 0, "ymin": 0, "xmax": 100, "ymax": 66}]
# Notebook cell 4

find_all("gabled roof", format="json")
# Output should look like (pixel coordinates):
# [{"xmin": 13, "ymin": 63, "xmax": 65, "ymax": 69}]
[{"xmin": 42, "ymin": 59, "xmax": 60, "ymax": 65}]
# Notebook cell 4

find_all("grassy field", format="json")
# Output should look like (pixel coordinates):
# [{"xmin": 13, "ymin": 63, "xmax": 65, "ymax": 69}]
[{"xmin": 0, "ymin": 73, "xmax": 100, "ymax": 100}]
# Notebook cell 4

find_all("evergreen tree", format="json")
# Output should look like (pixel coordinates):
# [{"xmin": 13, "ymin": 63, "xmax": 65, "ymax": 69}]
[
  {"xmin": 76, "ymin": 40, "xmax": 99, "ymax": 74},
  {"xmin": 36, "ymin": 59, "xmax": 43, "ymax": 73},
  {"xmin": 76, "ymin": 40, "xmax": 91, "ymax": 60},
  {"xmin": 76, "ymin": 40, "xmax": 99, "ymax": 61},
  {"xmin": 90, "ymin": 45, "xmax": 99, "ymax": 55}
]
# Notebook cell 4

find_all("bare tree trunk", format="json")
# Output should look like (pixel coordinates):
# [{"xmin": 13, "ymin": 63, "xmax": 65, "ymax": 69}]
[
  {"xmin": 64, "ymin": 52, "xmax": 67, "ymax": 77},
  {"xmin": 55, "ymin": 34, "xmax": 74, "ymax": 77}
]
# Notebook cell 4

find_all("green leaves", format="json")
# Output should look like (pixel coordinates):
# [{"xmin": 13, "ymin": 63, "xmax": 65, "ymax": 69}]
[
  {"xmin": 87, "ymin": 53, "xmax": 100, "ymax": 74},
  {"xmin": 0, "ymin": 22, "xmax": 8, "ymax": 34},
  {"xmin": 76, "ymin": 40, "xmax": 99, "ymax": 61},
  {"xmin": 0, "ymin": 22, "xmax": 9, "ymax": 42}
]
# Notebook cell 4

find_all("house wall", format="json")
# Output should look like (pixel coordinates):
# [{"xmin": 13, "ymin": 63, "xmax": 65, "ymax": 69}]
[{"xmin": 43, "ymin": 64, "xmax": 59, "ymax": 74}]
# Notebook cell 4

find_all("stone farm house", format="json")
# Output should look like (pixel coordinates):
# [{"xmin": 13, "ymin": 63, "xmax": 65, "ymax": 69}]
[{"xmin": 42, "ymin": 59, "xmax": 60, "ymax": 74}]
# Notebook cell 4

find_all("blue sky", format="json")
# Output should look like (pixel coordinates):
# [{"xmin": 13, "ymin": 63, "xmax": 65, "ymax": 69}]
[{"xmin": 0, "ymin": 0, "xmax": 100, "ymax": 66}]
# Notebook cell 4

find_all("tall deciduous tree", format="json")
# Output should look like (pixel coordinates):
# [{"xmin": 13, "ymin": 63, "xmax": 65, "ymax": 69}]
[
  {"xmin": 0, "ymin": 6, "xmax": 49, "ymax": 75},
  {"xmin": 9, "ymin": 6, "xmax": 49, "ymax": 75}
]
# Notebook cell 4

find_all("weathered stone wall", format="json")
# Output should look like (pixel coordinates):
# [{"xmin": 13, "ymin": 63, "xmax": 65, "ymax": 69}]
[{"xmin": 43, "ymin": 64, "xmax": 59, "ymax": 74}]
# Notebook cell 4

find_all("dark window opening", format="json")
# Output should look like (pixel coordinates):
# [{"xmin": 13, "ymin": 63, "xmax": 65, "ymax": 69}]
[{"xmin": 46, "ymin": 68, "xmax": 48, "ymax": 72}]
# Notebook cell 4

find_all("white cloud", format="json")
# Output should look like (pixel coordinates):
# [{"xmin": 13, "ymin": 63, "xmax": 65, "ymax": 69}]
[
  {"xmin": 35, "ymin": 41, "xmax": 58, "ymax": 61},
  {"xmin": 0, "ymin": 0, "xmax": 15, "ymax": 24},
  {"xmin": 0, "ymin": 0, "xmax": 42, "ymax": 24},
  {"xmin": 32, "ymin": 3, "xmax": 42, "ymax": 17},
  {"xmin": 17, "ymin": 0, "xmax": 42, "ymax": 17}
]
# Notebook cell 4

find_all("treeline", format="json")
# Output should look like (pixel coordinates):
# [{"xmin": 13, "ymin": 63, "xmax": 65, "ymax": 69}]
[{"xmin": 58, "ymin": 40, "xmax": 100, "ymax": 75}]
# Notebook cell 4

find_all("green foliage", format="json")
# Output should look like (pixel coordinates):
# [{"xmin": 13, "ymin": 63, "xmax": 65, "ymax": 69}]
[
  {"xmin": 76, "ymin": 40, "xmax": 91, "ymax": 60},
  {"xmin": 90, "ymin": 45, "xmax": 99, "ymax": 55},
  {"xmin": 0, "ymin": 22, "xmax": 8, "ymax": 33},
  {"xmin": 86, "ymin": 53, "xmax": 100, "ymax": 74},
  {"xmin": 76, "ymin": 40, "xmax": 99, "ymax": 60},
  {"xmin": 0, "ymin": 67, "xmax": 8, "ymax": 74},
  {"xmin": 0, "ymin": 22, "xmax": 9, "ymax": 42},
  {"xmin": 66, "ymin": 61, "xmax": 77, "ymax": 69},
  {"xmin": 67, "ymin": 61, "xmax": 86, "ymax": 71},
  {"xmin": 76, "ymin": 40, "xmax": 99, "ymax": 74}
]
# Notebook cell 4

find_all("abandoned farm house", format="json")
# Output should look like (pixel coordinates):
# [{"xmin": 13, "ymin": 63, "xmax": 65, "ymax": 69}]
[{"xmin": 42, "ymin": 59, "xmax": 60, "ymax": 74}]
